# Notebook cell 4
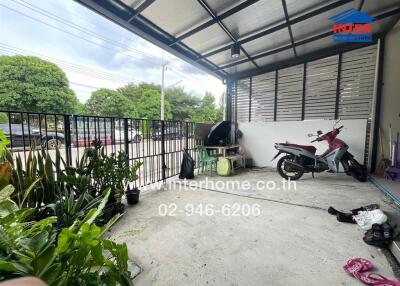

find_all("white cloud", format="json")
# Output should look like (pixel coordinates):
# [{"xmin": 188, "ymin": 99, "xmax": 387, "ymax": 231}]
[{"xmin": 0, "ymin": 0, "xmax": 225, "ymax": 105}]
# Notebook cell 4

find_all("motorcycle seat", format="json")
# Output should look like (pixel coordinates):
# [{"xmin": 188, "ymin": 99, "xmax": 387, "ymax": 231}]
[{"xmin": 281, "ymin": 143, "xmax": 317, "ymax": 154}]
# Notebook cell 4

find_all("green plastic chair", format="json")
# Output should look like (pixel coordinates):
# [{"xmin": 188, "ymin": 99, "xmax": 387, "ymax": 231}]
[{"xmin": 196, "ymin": 145, "xmax": 217, "ymax": 175}]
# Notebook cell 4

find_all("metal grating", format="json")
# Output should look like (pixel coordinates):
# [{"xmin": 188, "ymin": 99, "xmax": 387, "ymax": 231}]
[
  {"xmin": 276, "ymin": 64, "xmax": 304, "ymax": 121},
  {"xmin": 251, "ymin": 72, "xmax": 276, "ymax": 122},
  {"xmin": 236, "ymin": 79, "xmax": 251, "ymax": 122},
  {"xmin": 338, "ymin": 45, "xmax": 377, "ymax": 119},
  {"xmin": 304, "ymin": 55, "xmax": 339, "ymax": 120}
]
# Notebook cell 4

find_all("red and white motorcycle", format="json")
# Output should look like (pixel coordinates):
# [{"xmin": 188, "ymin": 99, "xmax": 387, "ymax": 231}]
[{"xmin": 272, "ymin": 121, "xmax": 367, "ymax": 181}]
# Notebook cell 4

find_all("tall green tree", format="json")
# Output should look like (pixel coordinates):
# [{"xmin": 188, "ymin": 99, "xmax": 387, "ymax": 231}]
[
  {"xmin": 194, "ymin": 92, "xmax": 223, "ymax": 123},
  {"xmin": 0, "ymin": 55, "xmax": 79, "ymax": 113},
  {"xmin": 136, "ymin": 89, "xmax": 172, "ymax": 119},
  {"xmin": 165, "ymin": 87, "xmax": 201, "ymax": 121},
  {"xmin": 85, "ymin": 88, "xmax": 136, "ymax": 118},
  {"xmin": 118, "ymin": 82, "xmax": 160, "ymax": 104}
]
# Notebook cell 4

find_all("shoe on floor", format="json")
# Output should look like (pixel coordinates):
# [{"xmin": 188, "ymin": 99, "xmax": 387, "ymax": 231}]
[
  {"xmin": 363, "ymin": 223, "xmax": 396, "ymax": 246},
  {"xmin": 354, "ymin": 209, "xmax": 387, "ymax": 230},
  {"xmin": 328, "ymin": 206, "xmax": 351, "ymax": 217},
  {"xmin": 336, "ymin": 212, "xmax": 356, "ymax": 223}
]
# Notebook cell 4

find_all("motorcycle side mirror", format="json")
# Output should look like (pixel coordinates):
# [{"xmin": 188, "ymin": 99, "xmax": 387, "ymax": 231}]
[
  {"xmin": 307, "ymin": 133, "xmax": 314, "ymax": 137},
  {"xmin": 317, "ymin": 130, "xmax": 323, "ymax": 135}
]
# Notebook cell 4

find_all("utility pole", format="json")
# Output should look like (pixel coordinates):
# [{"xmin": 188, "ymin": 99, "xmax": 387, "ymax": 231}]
[{"xmin": 160, "ymin": 52, "xmax": 168, "ymax": 120}]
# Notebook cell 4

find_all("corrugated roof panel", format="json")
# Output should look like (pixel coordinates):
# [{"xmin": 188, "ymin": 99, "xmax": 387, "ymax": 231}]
[
  {"xmin": 121, "ymin": 0, "xmax": 142, "ymax": 8},
  {"xmin": 77, "ymin": 0, "xmax": 400, "ymax": 78},
  {"xmin": 291, "ymin": 2, "xmax": 357, "ymax": 41},
  {"xmin": 221, "ymin": 0, "xmax": 286, "ymax": 39},
  {"xmin": 295, "ymin": 37, "xmax": 340, "ymax": 57},
  {"xmin": 207, "ymin": 0, "xmax": 247, "ymax": 15},
  {"xmin": 141, "ymin": 0, "xmax": 210, "ymax": 36},
  {"xmin": 254, "ymin": 49, "xmax": 295, "ymax": 67},
  {"xmin": 206, "ymin": 49, "xmax": 247, "ymax": 66},
  {"xmin": 363, "ymin": 0, "xmax": 400, "ymax": 15},
  {"xmin": 241, "ymin": 28, "xmax": 292, "ymax": 55},
  {"xmin": 224, "ymin": 61, "xmax": 255, "ymax": 74},
  {"xmin": 182, "ymin": 24, "xmax": 232, "ymax": 54},
  {"xmin": 285, "ymin": 0, "xmax": 335, "ymax": 17}
]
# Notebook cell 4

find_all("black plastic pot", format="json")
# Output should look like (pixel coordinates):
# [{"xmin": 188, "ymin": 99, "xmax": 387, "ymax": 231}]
[
  {"xmin": 102, "ymin": 204, "xmax": 115, "ymax": 222},
  {"xmin": 113, "ymin": 202, "xmax": 126, "ymax": 215},
  {"xmin": 126, "ymin": 187, "xmax": 140, "ymax": 205}
]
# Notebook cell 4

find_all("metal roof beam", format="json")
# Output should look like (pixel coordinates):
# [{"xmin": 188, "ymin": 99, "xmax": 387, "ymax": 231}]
[
  {"xmin": 196, "ymin": 0, "xmax": 259, "ymax": 69},
  {"xmin": 198, "ymin": 0, "xmax": 354, "ymax": 60},
  {"xmin": 232, "ymin": 41, "xmax": 375, "ymax": 80},
  {"xmin": 127, "ymin": 0, "xmax": 157, "ymax": 22},
  {"xmin": 75, "ymin": 0, "xmax": 227, "ymax": 79},
  {"xmin": 214, "ymin": 7, "xmax": 400, "ymax": 71},
  {"xmin": 281, "ymin": 0, "xmax": 297, "ymax": 57},
  {"xmin": 169, "ymin": 0, "xmax": 259, "ymax": 46}
]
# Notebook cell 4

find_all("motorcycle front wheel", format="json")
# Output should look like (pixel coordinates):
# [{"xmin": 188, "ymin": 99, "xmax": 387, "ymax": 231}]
[{"xmin": 277, "ymin": 155, "xmax": 304, "ymax": 180}]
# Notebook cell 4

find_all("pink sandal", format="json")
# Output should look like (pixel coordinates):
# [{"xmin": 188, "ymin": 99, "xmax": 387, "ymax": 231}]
[
  {"xmin": 344, "ymin": 258, "xmax": 373, "ymax": 274},
  {"xmin": 366, "ymin": 273, "xmax": 400, "ymax": 286},
  {"xmin": 343, "ymin": 258, "xmax": 400, "ymax": 286}
]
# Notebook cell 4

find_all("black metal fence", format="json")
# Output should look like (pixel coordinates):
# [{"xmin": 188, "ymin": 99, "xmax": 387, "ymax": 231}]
[{"xmin": 0, "ymin": 110, "xmax": 203, "ymax": 187}]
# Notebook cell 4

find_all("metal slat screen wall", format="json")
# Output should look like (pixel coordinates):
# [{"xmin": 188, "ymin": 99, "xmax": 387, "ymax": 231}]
[
  {"xmin": 305, "ymin": 55, "xmax": 339, "ymax": 120},
  {"xmin": 339, "ymin": 46, "xmax": 377, "ymax": 119},
  {"xmin": 276, "ymin": 65, "xmax": 304, "ymax": 121},
  {"xmin": 236, "ymin": 79, "xmax": 251, "ymax": 122},
  {"xmin": 251, "ymin": 72, "xmax": 275, "ymax": 122},
  {"xmin": 231, "ymin": 45, "xmax": 377, "ymax": 123}
]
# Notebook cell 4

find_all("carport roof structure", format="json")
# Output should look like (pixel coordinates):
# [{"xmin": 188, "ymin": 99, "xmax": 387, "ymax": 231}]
[{"xmin": 75, "ymin": 0, "xmax": 400, "ymax": 80}]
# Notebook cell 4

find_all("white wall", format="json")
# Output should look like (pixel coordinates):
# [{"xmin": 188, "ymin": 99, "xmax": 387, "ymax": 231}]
[
  {"xmin": 379, "ymin": 22, "xmax": 400, "ymax": 162},
  {"xmin": 238, "ymin": 119, "xmax": 367, "ymax": 167}
]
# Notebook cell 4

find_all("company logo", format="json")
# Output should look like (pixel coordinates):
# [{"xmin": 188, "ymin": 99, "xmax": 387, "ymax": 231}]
[{"xmin": 329, "ymin": 8, "xmax": 375, "ymax": 43}]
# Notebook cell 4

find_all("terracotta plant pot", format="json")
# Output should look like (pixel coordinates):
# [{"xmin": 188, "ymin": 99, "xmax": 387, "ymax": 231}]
[{"xmin": 0, "ymin": 162, "xmax": 12, "ymax": 183}]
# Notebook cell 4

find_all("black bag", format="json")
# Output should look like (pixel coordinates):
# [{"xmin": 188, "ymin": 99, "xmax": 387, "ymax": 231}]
[{"xmin": 179, "ymin": 149, "xmax": 195, "ymax": 179}]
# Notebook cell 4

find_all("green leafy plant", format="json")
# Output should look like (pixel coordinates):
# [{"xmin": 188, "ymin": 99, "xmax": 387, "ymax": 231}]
[
  {"xmin": 85, "ymin": 140, "xmax": 142, "ymax": 204},
  {"xmin": 0, "ymin": 130, "xmax": 12, "ymax": 187},
  {"xmin": 0, "ymin": 187, "xmax": 133, "ymax": 286},
  {"xmin": 0, "ymin": 130, "xmax": 10, "ymax": 161},
  {"xmin": 9, "ymin": 144, "xmax": 65, "ymax": 209}
]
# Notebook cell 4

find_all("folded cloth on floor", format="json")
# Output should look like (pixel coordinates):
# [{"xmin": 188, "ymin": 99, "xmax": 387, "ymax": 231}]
[
  {"xmin": 353, "ymin": 209, "xmax": 387, "ymax": 230},
  {"xmin": 328, "ymin": 204, "xmax": 380, "ymax": 216}
]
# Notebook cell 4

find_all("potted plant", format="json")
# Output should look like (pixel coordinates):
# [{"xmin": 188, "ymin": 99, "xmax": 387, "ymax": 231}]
[
  {"xmin": 126, "ymin": 186, "xmax": 140, "ymax": 205},
  {"xmin": 123, "ymin": 160, "xmax": 142, "ymax": 205},
  {"xmin": 85, "ymin": 141, "xmax": 142, "ymax": 215}
]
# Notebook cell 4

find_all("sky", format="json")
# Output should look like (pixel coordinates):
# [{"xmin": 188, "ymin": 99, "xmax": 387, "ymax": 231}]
[{"xmin": 0, "ymin": 0, "xmax": 225, "ymax": 103}]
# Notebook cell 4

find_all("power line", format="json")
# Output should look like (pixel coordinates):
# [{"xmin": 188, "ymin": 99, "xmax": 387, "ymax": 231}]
[
  {"xmin": 0, "ymin": 44, "xmax": 207, "ymax": 91},
  {"xmin": 0, "ymin": 43, "xmax": 137, "ymax": 84},
  {"xmin": 70, "ymin": 82, "xmax": 105, "ymax": 89},
  {"xmin": 3, "ymin": 1, "xmax": 211, "ymax": 87},
  {"xmin": 0, "ymin": 3, "xmax": 213, "ymax": 91},
  {"xmin": 13, "ymin": 0, "xmax": 162, "ymax": 61},
  {"xmin": 0, "ymin": 3, "xmax": 161, "ymax": 66}
]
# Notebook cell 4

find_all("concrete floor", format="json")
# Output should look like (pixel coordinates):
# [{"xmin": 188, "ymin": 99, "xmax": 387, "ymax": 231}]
[{"xmin": 111, "ymin": 169, "xmax": 400, "ymax": 286}]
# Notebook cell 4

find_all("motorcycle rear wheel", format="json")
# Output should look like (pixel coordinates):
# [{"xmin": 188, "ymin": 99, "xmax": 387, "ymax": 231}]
[
  {"xmin": 277, "ymin": 155, "xmax": 304, "ymax": 180},
  {"xmin": 347, "ymin": 157, "xmax": 367, "ymax": 182}
]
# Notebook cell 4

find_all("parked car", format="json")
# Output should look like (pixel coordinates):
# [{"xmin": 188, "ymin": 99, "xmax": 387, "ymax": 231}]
[
  {"xmin": 152, "ymin": 128, "xmax": 184, "ymax": 141},
  {"xmin": 0, "ymin": 123, "xmax": 65, "ymax": 149},
  {"xmin": 114, "ymin": 128, "xmax": 143, "ymax": 143}
]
